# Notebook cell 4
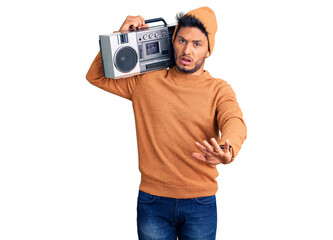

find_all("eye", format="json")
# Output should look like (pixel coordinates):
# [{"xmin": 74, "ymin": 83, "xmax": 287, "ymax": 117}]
[
  {"xmin": 179, "ymin": 39, "xmax": 185, "ymax": 43},
  {"xmin": 194, "ymin": 43, "xmax": 201, "ymax": 47}
]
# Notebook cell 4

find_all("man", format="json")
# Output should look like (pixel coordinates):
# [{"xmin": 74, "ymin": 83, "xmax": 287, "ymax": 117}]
[{"xmin": 86, "ymin": 6, "xmax": 247, "ymax": 240}]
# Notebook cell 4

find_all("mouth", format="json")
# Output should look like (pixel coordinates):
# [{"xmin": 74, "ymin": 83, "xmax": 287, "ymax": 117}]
[{"xmin": 179, "ymin": 56, "xmax": 192, "ymax": 66}]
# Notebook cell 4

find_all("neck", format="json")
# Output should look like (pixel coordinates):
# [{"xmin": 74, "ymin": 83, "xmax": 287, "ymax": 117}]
[
  {"xmin": 171, "ymin": 66, "xmax": 209, "ymax": 82},
  {"xmin": 176, "ymin": 66, "xmax": 205, "ymax": 76}
]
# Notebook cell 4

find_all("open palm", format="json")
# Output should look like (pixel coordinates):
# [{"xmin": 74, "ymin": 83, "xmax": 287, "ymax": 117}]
[{"xmin": 192, "ymin": 138, "xmax": 232, "ymax": 165}]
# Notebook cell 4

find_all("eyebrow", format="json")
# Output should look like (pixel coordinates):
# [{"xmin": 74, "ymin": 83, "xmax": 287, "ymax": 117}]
[{"xmin": 177, "ymin": 36, "xmax": 203, "ymax": 43}]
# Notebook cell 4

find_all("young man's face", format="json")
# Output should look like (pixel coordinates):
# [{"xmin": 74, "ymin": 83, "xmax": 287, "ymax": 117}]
[{"xmin": 173, "ymin": 26, "xmax": 210, "ymax": 75}]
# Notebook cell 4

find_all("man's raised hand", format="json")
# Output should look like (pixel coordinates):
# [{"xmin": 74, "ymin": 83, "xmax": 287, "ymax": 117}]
[{"xmin": 192, "ymin": 138, "xmax": 232, "ymax": 165}]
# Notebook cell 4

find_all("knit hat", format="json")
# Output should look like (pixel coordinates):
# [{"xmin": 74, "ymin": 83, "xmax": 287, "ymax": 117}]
[{"xmin": 172, "ymin": 6, "xmax": 218, "ymax": 55}]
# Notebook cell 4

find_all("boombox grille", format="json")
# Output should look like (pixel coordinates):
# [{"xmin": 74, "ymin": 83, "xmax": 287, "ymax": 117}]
[{"xmin": 114, "ymin": 46, "xmax": 138, "ymax": 73}]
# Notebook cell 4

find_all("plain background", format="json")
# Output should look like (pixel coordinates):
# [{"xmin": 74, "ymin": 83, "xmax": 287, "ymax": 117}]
[{"xmin": 1, "ymin": 0, "xmax": 332, "ymax": 239}]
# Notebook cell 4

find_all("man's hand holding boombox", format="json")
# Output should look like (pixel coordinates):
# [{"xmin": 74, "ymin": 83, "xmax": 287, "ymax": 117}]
[{"xmin": 119, "ymin": 16, "xmax": 149, "ymax": 32}]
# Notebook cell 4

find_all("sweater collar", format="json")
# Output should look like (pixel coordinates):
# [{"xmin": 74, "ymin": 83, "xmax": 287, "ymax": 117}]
[{"xmin": 167, "ymin": 66, "xmax": 212, "ymax": 84}]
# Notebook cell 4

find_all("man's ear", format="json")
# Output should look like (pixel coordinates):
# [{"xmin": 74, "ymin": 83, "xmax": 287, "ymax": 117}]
[{"xmin": 206, "ymin": 51, "xmax": 210, "ymax": 58}]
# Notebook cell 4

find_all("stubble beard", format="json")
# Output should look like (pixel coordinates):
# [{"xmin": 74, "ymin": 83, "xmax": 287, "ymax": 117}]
[{"xmin": 174, "ymin": 52, "xmax": 206, "ymax": 74}]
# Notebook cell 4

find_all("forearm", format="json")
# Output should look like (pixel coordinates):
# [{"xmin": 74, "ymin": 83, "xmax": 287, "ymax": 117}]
[
  {"xmin": 219, "ymin": 117, "xmax": 247, "ymax": 161},
  {"xmin": 85, "ymin": 51, "xmax": 137, "ymax": 100}
]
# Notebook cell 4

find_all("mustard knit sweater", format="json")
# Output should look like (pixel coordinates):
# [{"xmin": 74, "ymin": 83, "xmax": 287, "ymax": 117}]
[{"xmin": 86, "ymin": 51, "xmax": 247, "ymax": 198}]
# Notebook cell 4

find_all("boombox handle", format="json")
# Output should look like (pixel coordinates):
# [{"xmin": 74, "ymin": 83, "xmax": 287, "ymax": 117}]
[{"xmin": 145, "ymin": 18, "xmax": 167, "ymax": 26}]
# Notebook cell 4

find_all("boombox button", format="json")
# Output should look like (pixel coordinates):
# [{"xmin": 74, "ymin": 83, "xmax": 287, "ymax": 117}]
[
  {"xmin": 143, "ymin": 35, "xmax": 148, "ymax": 40},
  {"xmin": 149, "ymin": 34, "xmax": 154, "ymax": 38}
]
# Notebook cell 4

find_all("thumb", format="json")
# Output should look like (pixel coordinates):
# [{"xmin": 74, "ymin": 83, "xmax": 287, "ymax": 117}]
[{"xmin": 224, "ymin": 139, "xmax": 230, "ymax": 153}]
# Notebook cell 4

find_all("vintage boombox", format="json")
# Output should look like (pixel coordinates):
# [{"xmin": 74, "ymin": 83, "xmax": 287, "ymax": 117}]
[{"xmin": 99, "ymin": 18, "xmax": 176, "ymax": 79}]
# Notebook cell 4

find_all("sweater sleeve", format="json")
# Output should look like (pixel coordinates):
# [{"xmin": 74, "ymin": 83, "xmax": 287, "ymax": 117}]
[
  {"xmin": 216, "ymin": 81, "xmax": 247, "ymax": 163},
  {"xmin": 85, "ymin": 51, "xmax": 138, "ymax": 101}
]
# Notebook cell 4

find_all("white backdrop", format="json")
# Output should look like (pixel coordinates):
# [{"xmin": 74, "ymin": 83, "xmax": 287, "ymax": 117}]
[{"xmin": 1, "ymin": 0, "xmax": 332, "ymax": 239}]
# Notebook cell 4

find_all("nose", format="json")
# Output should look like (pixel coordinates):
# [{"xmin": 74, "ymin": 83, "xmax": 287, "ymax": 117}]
[{"xmin": 182, "ymin": 42, "xmax": 191, "ymax": 55}]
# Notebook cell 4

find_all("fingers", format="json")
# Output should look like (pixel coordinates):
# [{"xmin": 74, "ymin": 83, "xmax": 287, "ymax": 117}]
[
  {"xmin": 140, "ymin": 24, "xmax": 149, "ymax": 29},
  {"xmin": 137, "ymin": 15, "xmax": 146, "ymax": 27},
  {"xmin": 195, "ymin": 138, "xmax": 224, "ymax": 155},
  {"xmin": 192, "ymin": 152, "xmax": 207, "ymax": 162},
  {"xmin": 203, "ymin": 140, "xmax": 215, "ymax": 152},
  {"xmin": 224, "ymin": 139, "xmax": 230, "ymax": 153},
  {"xmin": 119, "ymin": 15, "xmax": 147, "ymax": 32},
  {"xmin": 192, "ymin": 152, "xmax": 222, "ymax": 165},
  {"xmin": 210, "ymin": 138, "xmax": 223, "ymax": 153},
  {"xmin": 193, "ymin": 138, "xmax": 230, "ymax": 165},
  {"xmin": 195, "ymin": 141, "xmax": 214, "ymax": 156}
]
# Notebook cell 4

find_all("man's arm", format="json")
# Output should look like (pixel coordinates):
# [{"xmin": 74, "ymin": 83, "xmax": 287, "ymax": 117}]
[
  {"xmin": 86, "ymin": 51, "xmax": 137, "ymax": 100},
  {"xmin": 86, "ymin": 15, "xmax": 149, "ymax": 100},
  {"xmin": 192, "ymin": 82, "xmax": 247, "ymax": 165},
  {"xmin": 216, "ymin": 81, "xmax": 247, "ymax": 163}
]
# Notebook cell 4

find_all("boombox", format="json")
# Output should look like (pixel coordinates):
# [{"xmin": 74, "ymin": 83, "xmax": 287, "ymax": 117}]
[{"xmin": 99, "ymin": 18, "xmax": 176, "ymax": 79}]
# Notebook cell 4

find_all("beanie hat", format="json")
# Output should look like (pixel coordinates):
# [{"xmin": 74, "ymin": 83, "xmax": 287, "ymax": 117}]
[{"xmin": 172, "ymin": 6, "xmax": 218, "ymax": 55}]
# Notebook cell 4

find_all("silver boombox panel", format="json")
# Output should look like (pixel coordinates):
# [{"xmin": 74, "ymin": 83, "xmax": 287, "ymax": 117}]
[{"xmin": 99, "ymin": 18, "xmax": 176, "ymax": 79}]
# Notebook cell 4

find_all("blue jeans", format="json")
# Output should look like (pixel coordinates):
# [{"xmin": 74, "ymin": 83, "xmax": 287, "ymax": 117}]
[{"xmin": 137, "ymin": 190, "xmax": 217, "ymax": 240}]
